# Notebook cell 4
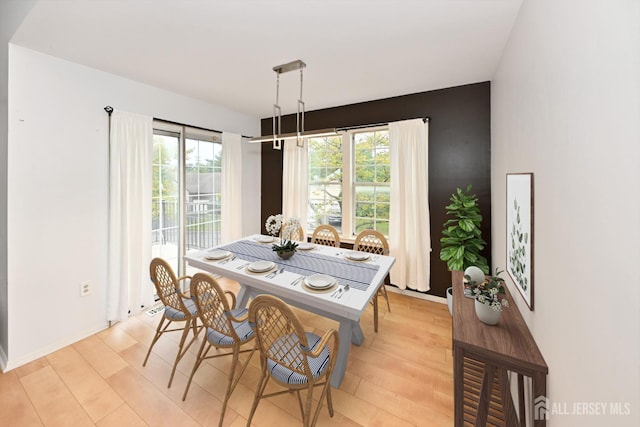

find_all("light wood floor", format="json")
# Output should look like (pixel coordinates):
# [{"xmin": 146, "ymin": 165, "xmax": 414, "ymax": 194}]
[{"xmin": 0, "ymin": 279, "xmax": 454, "ymax": 426}]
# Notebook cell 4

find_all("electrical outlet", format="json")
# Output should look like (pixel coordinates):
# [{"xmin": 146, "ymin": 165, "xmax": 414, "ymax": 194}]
[{"xmin": 80, "ymin": 281, "xmax": 91, "ymax": 297}]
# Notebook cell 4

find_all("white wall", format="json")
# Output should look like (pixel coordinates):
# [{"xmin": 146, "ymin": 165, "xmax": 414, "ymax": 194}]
[
  {"xmin": 3, "ymin": 45, "xmax": 260, "ymax": 369},
  {"xmin": 0, "ymin": 0, "xmax": 37, "ymax": 369},
  {"xmin": 492, "ymin": 0, "xmax": 639, "ymax": 425}
]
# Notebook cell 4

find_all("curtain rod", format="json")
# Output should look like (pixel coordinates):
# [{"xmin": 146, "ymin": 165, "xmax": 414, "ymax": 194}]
[
  {"xmin": 335, "ymin": 117, "xmax": 430, "ymax": 132},
  {"xmin": 103, "ymin": 106, "xmax": 253, "ymax": 139}
]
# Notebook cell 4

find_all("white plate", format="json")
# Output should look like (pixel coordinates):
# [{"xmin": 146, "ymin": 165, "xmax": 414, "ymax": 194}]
[
  {"xmin": 204, "ymin": 250, "xmax": 231, "ymax": 260},
  {"xmin": 345, "ymin": 251, "xmax": 370, "ymax": 261},
  {"xmin": 304, "ymin": 274, "xmax": 335, "ymax": 289},
  {"xmin": 247, "ymin": 260, "xmax": 276, "ymax": 273},
  {"xmin": 256, "ymin": 235, "xmax": 275, "ymax": 243},
  {"xmin": 298, "ymin": 242, "xmax": 315, "ymax": 251}
]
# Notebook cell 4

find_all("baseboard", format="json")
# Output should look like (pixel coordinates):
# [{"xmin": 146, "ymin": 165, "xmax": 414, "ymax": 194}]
[
  {"xmin": 1, "ymin": 322, "xmax": 109, "ymax": 372},
  {"xmin": 386, "ymin": 285, "xmax": 447, "ymax": 304}
]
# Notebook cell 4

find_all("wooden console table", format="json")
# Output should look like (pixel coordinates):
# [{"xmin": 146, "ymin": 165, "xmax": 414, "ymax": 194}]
[{"xmin": 452, "ymin": 271, "xmax": 548, "ymax": 426}]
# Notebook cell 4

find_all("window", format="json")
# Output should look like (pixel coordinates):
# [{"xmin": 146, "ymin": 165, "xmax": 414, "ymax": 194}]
[
  {"xmin": 353, "ymin": 129, "xmax": 390, "ymax": 234},
  {"xmin": 307, "ymin": 127, "xmax": 390, "ymax": 238},
  {"xmin": 152, "ymin": 122, "xmax": 222, "ymax": 276}
]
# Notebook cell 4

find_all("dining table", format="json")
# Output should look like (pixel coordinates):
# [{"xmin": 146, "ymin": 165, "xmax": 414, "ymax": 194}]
[{"xmin": 183, "ymin": 234, "xmax": 396, "ymax": 387}]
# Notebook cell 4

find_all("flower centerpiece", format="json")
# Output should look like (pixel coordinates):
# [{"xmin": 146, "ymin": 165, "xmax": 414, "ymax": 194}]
[
  {"xmin": 466, "ymin": 268, "xmax": 510, "ymax": 325},
  {"xmin": 265, "ymin": 214, "xmax": 299, "ymax": 259}
]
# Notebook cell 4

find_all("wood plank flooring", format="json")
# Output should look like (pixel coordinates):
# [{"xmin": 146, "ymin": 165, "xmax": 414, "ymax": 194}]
[{"xmin": 0, "ymin": 278, "xmax": 454, "ymax": 426}]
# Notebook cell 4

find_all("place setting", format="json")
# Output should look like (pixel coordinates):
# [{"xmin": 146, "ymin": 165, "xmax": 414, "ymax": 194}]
[
  {"xmin": 203, "ymin": 249, "xmax": 234, "ymax": 263},
  {"xmin": 255, "ymin": 235, "xmax": 275, "ymax": 244},
  {"xmin": 243, "ymin": 260, "xmax": 278, "ymax": 276},
  {"xmin": 300, "ymin": 273, "xmax": 338, "ymax": 294},
  {"xmin": 296, "ymin": 242, "xmax": 315, "ymax": 251},
  {"xmin": 343, "ymin": 250, "xmax": 371, "ymax": 262}
]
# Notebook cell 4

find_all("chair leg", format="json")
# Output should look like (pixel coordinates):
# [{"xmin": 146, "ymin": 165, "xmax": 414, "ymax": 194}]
[
  {"xmin": 218, "ymin": 346, "xmax": 241, "ymax": 427},
  {"xmin": 143, "ymin": 316, "xmax": 169, "ymax": 366},
  {"xmin": 182, "ymin": 336, "xmax": 210, "ymax": 401},
  {"xmin": 167, "ymin": 319, "xmax": 193, "ymax": 388},
  {"xmin": 311, "ymin": 380, "xmax": 333, "ymax": 426},
  {"xmin": 326, "ymin": 380, "xmax": 334, "ymax": 416},
  {"xmin": 303, "ymin": 384, "xmax": 315, "ymax": 427},
  {"xmin": 247, "ymin": 366, "xmax": 269, "ymax": 426}
]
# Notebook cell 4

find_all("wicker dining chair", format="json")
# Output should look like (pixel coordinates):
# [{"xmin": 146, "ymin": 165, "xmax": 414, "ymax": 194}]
[
  {"xmin": 281, "ymin": 222, "xmax": 305, "ymax": 242},
  {"xmin": 182, "ymin": 273, "xmax": 256, "ymax": 427},
  {"xmin": 144, "ymin": 258, "xmax": 202, "ymax": 388},
  {"xmin": 311, "ymin": 224, "xmax": 341, "ymax": 248},
  {"xmin": 247, "ymin": 295, "xmax": 339, "ymax": 427},
  {"xmin": 354, "ymin": 229, "xmax": 392, "ymax": 332}
]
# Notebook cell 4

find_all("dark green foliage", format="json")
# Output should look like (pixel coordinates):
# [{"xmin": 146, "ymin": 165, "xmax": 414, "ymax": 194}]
[{"xmin": 439, "ymin": 185, "xmax": 489, "ymax": 273}]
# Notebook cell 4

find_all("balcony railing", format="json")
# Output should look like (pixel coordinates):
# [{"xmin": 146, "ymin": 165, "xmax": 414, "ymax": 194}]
[{"xmin": 152, "ymin": 197, "xmax": 221, "ymax": 251}]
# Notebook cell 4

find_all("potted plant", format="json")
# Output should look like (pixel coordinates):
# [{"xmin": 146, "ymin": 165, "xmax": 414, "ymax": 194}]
[
  {"xmin": 440, "ymin": 185, "xmax": 489, "ymax": 273},
  {"xmin": 468, "ymin": 268, "xmax": 509, "ymax": 325},
  {"xmin": 265, "ymin": 214, "xmax": 299, "ymax": 259}
]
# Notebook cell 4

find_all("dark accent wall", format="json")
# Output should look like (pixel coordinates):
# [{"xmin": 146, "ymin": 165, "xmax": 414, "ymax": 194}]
[{"xmin": 260, "ymin": 82, "xmax": 491, "ymax": 297}]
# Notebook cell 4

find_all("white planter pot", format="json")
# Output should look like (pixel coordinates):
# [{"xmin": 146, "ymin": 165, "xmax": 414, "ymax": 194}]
[
  {"xmin": 474, "ymin": 299, "xmax": 501, "ymax": 325},
  {"xmin": 446, "ymin": 287, "xmax": 453, "ymax": 316}
]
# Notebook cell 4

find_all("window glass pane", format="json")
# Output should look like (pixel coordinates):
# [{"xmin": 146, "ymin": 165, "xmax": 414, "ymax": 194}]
[
  {"xmin": 307, "ymin": 136, "xmax": 342, "ymax": 232},
  {"xmin": 353, "ymin": 129, "xmax": 390, "ymax": 235},
  {"xmin": 185, "ymin": 137, "xmax": 222, "ymax": 252},
  {"xmin": 152, "ymin": 133, "xmax": 180, "ymax": 272}
]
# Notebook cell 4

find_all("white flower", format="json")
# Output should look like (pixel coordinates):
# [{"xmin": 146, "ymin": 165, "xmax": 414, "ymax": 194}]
[{"xmin": 265, "ymin": 214, "xmax": 283, "ymax": 237}]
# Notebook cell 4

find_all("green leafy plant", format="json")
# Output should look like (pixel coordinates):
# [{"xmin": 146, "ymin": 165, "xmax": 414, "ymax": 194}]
[
  {"xmin": 440, "ymin": 185, "xmax": 489, "ymax": 273},
  {"xmin": 468, "ymin": 268, "xmax": 509, "ymax": 312}
]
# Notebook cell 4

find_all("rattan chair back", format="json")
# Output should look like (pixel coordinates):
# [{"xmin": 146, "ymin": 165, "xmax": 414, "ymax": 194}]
[
  {"xmin": 250, "ymin": 295, "xmax": 312, "ymax": 379},
  {"xmin": 149, "ymin": 257, "xmax": 189, "ymax": 315},
  {"xmin": 311, "ymin": 224, "xmax": 341, "ymax": 248},
  {"xmin": 281, "ymin": 223, "xmax": 305, "ymax": 242},
  {"xmin": 145, "ymin": 258, "xmax": 200, "ymax": 389},
  {"xmin": 353, "ymin": 229, "xmax": 389, "ymax": 256},
  {"xmin": 353, "ymin": 229, "xmax": 392, "ymax": 333},
  {"xmin": 182, "ymin": 273, "xmax": 255, "ymax": 426},
  {"xmin": 247, "ymin": 294, "xmax": 339, "ymax": 426},
  {"xmin": 190, "ymin": 273, "xmax": 238, "ymax": 342}
]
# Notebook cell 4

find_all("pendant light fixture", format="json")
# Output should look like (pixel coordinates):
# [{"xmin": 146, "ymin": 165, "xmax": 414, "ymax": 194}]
[{"xmin": 249, "ymin": 59, "xmax": 336, "ymax": 149}]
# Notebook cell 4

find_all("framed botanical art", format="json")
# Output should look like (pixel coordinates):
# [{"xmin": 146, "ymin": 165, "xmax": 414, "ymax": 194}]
[{"xmin": 506, "ymin": 173, "xmax": 534, "ymax": 310}]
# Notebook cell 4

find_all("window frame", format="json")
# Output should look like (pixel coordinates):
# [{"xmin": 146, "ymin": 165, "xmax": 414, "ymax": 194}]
[
  {"xmin": 152, "ymin": 121, "xmax": 222, "ymax": 276},
  {"xmin": 306, "ymin": 125, "xmax": 390, "ymax": 241}
]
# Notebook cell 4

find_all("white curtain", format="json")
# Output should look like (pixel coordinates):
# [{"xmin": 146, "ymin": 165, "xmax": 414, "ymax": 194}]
[
  {"xmin": 389, "ymin": 119, "xmax": 431, "ymax": 291},
  {"xmin": 282, "ymin": 139, "xmax": 308, "ymax": 229},
  {"xmin": 107, "ymin": 110, "xmax": 154, "ymax": 322},
  {"xmin": 221, "ymin": 132, "xmax": 243, "ymax": 242}
]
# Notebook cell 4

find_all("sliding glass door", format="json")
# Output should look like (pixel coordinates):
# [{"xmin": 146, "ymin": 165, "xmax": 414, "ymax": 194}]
[{"xmin": 152, "ymin": 122, "xmax": 221, "ymax": 277}]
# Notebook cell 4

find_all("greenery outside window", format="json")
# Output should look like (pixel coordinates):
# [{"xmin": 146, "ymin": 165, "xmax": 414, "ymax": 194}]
[{"xmin": 307, "ymin": 126, "xmax": 390, "ymax": 239}]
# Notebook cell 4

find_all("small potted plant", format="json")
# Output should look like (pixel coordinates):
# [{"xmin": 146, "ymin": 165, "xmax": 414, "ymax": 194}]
[
  {"xmin": 467, "ymin": 268, "xmax": 509, "ymax": 325},
  {"xmin": 265, "ymin": 214, "xmax": 299, "ymax": 259}
]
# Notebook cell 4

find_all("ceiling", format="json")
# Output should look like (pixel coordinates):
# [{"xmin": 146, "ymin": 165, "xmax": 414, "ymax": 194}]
[{"xmin": 11, "ymin": 0, "xmax": 523, "ymax": 119}]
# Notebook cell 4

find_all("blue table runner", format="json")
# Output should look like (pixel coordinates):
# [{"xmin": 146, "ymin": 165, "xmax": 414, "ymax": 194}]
[{"xmin": 218, "ymin": 240, "xmax": 379, "ymax": 292}]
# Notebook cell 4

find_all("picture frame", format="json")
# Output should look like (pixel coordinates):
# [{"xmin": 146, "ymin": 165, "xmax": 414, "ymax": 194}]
[{"xmin": 506, "ymin": 173, "xmax": 534, "ymax": 310}]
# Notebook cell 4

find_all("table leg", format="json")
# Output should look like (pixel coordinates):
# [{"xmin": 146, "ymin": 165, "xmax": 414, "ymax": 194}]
[
  {"xmin": 332, "ymin": 320, "xmax": 352, "ymax": 387},
  {"xmin": 236, "ymin": 285, "xmax": 251, "ymax": 308},
  {"xmin": 350, "ymin": 319, "xmax": 364, "ymax": 345}
]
